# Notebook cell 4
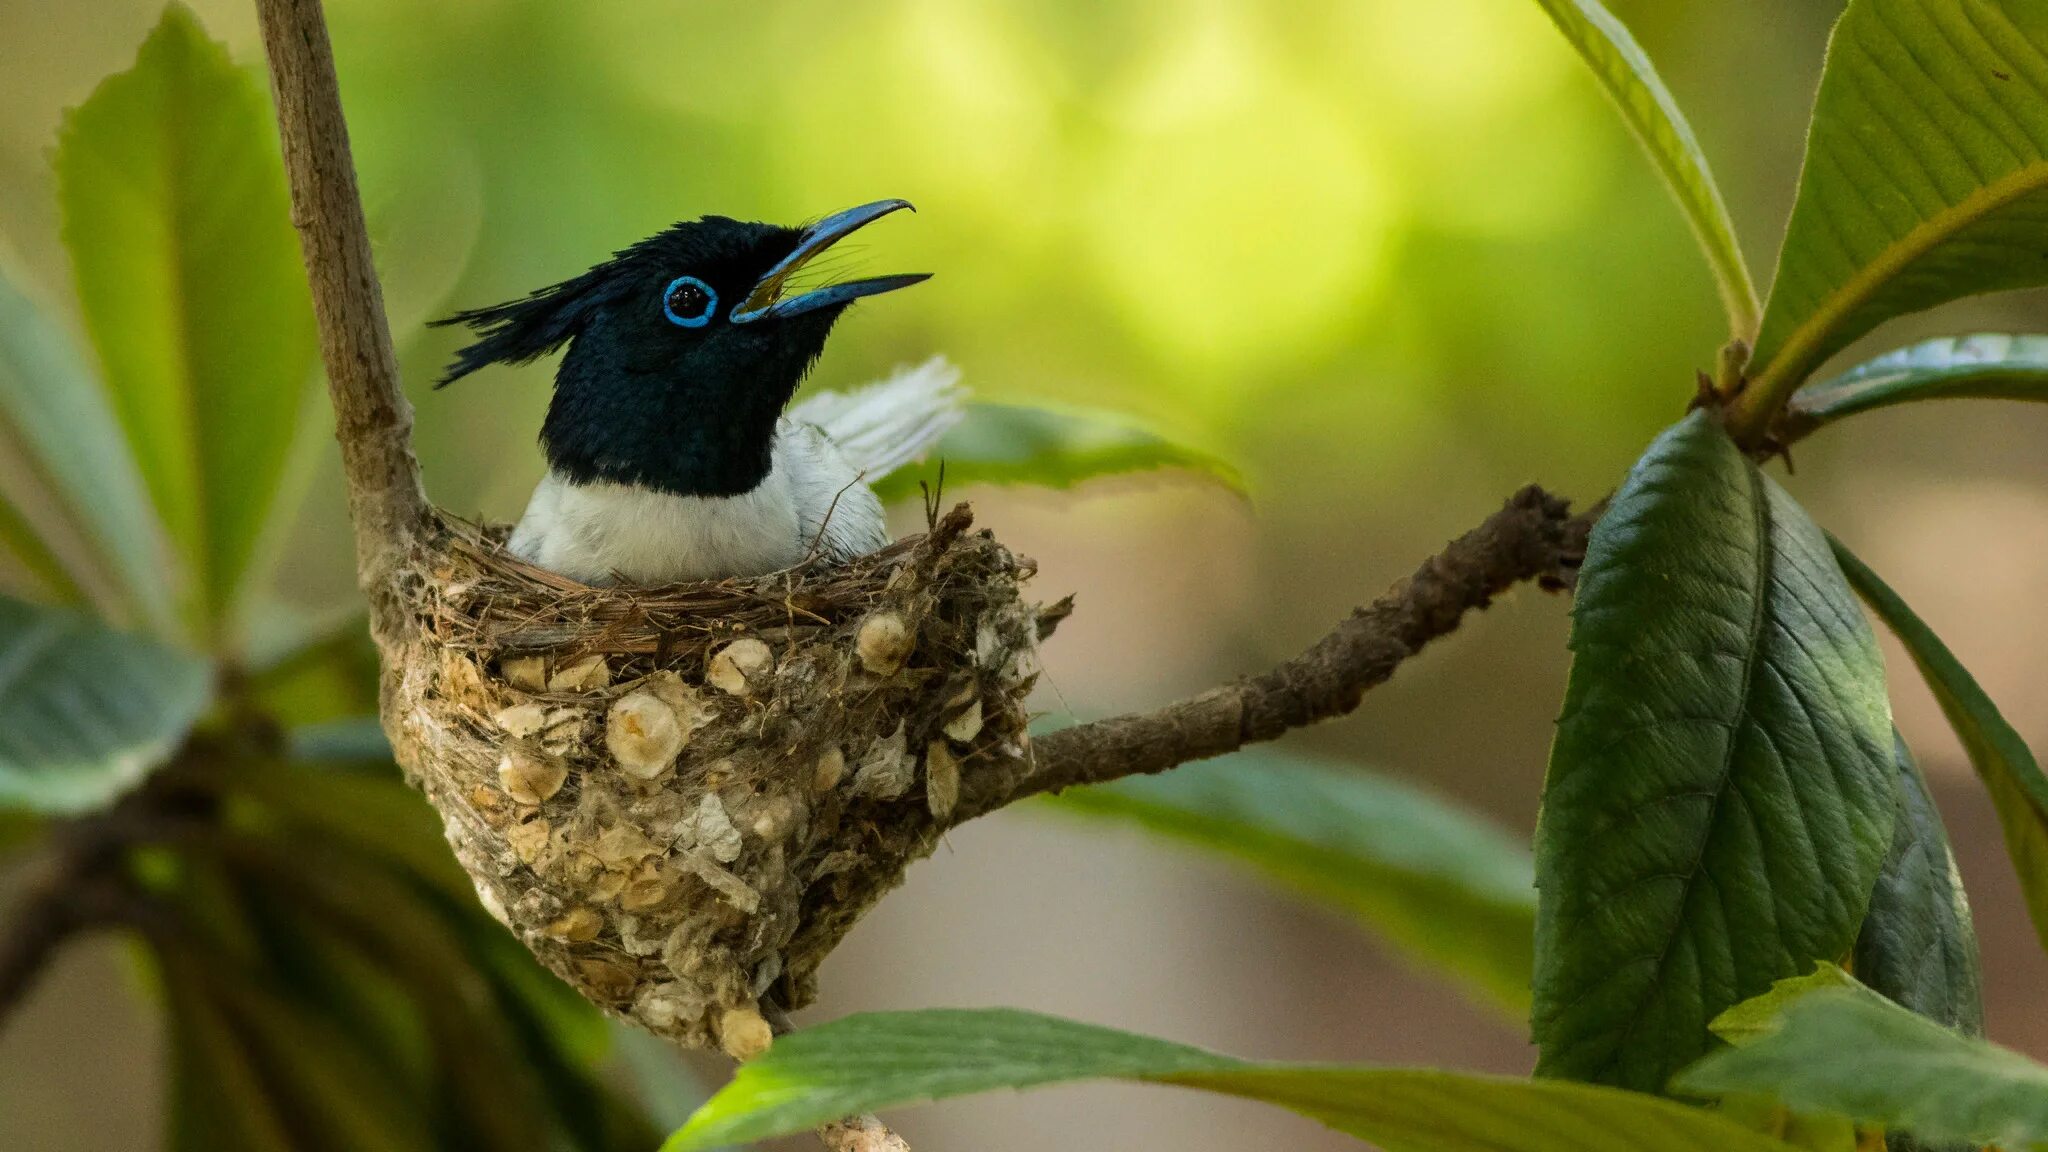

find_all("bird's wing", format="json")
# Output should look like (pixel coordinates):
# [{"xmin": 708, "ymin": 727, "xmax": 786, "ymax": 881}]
[{"xmin": 787, "ymin": 356, "xmax": 965, "ymax": 481}]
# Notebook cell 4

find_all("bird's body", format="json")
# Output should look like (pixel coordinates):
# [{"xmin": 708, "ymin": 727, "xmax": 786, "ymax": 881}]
[
  {"xmin": 434, "ymin": 200, "xmax": 950, "ymax": 585},
  {"xmin": 507, "ymin": 360, "xmax": 958, "ymax": 584}
]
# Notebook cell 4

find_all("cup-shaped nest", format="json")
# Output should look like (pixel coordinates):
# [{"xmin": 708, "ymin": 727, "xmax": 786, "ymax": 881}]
[{"xmin": 383, "ymin": 504, "xmax": 1056, "ymax": 1054}]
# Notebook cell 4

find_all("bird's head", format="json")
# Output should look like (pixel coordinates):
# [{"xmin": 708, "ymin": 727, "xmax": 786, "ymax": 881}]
[{"xmin": 434, "ymin": 199, "xmax": 928, "ymax": 497}]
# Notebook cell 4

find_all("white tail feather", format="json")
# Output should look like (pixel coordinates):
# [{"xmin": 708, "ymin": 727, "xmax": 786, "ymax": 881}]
[{"xmin": 789, "ymin": 356, "xmax": 966, "ymax": 480}]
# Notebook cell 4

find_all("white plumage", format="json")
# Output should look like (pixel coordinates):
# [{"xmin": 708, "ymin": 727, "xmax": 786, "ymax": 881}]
[{"xmin": 508, "ymin": 357, "xmax": 964, "ymax": 585}]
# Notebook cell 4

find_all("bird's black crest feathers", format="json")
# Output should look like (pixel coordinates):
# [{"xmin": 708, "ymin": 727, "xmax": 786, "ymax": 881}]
[{"xmin": 431, "ymin": 216, "xmax": 798, "ymax": 387}]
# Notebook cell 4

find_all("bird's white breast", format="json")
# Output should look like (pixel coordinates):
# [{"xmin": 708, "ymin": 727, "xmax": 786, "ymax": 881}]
[{"xmin": 507, "ymin": 422, "xmax": 888, "ymax": 585}]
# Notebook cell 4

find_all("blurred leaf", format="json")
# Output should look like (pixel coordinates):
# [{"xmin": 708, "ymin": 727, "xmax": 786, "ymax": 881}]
[
  {"xmin": 226, "ymin": 762, "xmax": 472, "ymax": 907},
  {"xmin": 1786, "ymin": 334, "xmax": 2048, "ymax": 436},
  {"xmin": 1678, "ymin": 979, "xmax": 2048, "ymax": 1151},
  {"xmin": 1049, "ymin": 751, "xmax": 1534, "ymax": 1016},
  {"xmin": 0, "ymin": 595, "xmax": 211, "ymax": 814},
  {"xmin": 665, "ymin": 1008, "xmax": 1807, "ymax": 1152},
  {"xmin": 204, "ymin": 962, "xmax": 440, "ymax": 1152},
  {"xmin": 1832, "ymin": 538, "xmax": 2048, "ymax": 958},
  {"xmin": 155, "ymin": 941, "xmax": 297, "ymax": 1152},
  {"xmin": 613, "ymin": 1023, "xmax": 719, "ymax": 1133},
  {"xmin": 1748, "ymin": 0, "xmax": 2048, "ymax": 405},
  {"xmin": 246, "ymin": 613, "xmax": 379, "ymax": 729},
  {"xmin": 1852, "ymin": 735, "xmax": 1984, "ymax": 1038},
  {"xmin": 54, "ymin": 4, "xmax": 319, "ymax": 631},
  {"xmin": 0, "ymin": 262, "xmax": 176, "ymax": 632},
  {"xmin": 0, "ymin": 489, "xmax": 85, "ymax": 606},
  {"xmin": 1533, "ymin": 410, "xmax": 1895, "ymax": 1093},
  {"xmin": 1530, "ymin": 0, "xmax": 1758, "ymax": 336},
  {"xmin": 287, "ymin": 718, "xmax": 394, "ymax": 765},
  {"xmin": 870, "ymin": 402, "xmax": 1242, "ymax": 503},
  {"xmin": 1707, "ymin": 963, "xmax": 1866, "ymax": 1049},
  {"xmin": 221, "ymin": 831, "xmax": 557, "ymax": 1152}
]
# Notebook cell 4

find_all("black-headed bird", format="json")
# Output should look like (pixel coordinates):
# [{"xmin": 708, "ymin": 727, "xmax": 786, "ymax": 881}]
[{"xmin": 434, "ymin": 199, "xmax": 959, "ymax": 584}]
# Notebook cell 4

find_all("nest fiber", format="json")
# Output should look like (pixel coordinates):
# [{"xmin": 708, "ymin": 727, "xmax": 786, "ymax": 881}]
[{"xmin": 384, "ymin": 504, "xmax": 1054, "ymax": 1054}]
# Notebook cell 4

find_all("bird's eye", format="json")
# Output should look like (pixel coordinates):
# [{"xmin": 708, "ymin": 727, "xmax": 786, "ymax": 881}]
[{"xmin": 662, "ymin": 276, "xmax": 717, "ymax": 328}]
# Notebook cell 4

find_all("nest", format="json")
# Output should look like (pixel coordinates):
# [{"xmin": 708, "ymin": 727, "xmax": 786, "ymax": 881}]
[{"xmin": 382, "ymin": 503, "xmax": 1058, "ymax": 1054}]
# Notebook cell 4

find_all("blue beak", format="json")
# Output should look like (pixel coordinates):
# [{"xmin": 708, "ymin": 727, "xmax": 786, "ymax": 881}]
[{"xmin": 730, "ymin": 199, "xmax": 931, "ymax": 324}]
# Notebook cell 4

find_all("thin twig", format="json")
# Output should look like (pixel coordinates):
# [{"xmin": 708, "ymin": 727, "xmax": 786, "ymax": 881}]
[
  {"xmin": 958, "ymin": 485, "xmax": 1593, "ymax": 818},
  {"xmin": 254, "ymin": 0, "xmax": 429, "ymax": 646}
]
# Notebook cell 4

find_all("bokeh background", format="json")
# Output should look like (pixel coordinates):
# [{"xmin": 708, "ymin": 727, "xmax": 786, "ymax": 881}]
[{"xmin": 3, "ymin": 0, "xmax": 2045, "ymax": 1148}]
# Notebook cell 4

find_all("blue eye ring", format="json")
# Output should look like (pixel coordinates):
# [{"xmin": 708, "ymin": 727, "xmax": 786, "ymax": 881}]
[{"xmin": 662, "ymin": 276, "xmax": 718, "ymax": 328}]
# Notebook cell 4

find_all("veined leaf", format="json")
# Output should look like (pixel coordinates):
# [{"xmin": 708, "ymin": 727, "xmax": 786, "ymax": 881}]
[
  {"xmin": 1049, "ymin": 752, "xmax": 1535, "ymax": 1017},
  {"xmin": 55, "ymin": 4, "xmax": 319, "ymax": 631},
  {"xmin": 1533, "ymin": 409, "xmax": 1896, "ymax": 1093},
  {"xmin": 0, "ymin": 595, "xmax": 211, "ymax": 813},
  {"xmin": 665, "ymin": 1008, "xmax": 1806, "ymax": 1152},
  {"xmin": 1852, "ymin": 734, "xmax": 1983, "ymax": 1037},
  {"xmin": 1786, "ymin": 334, "xmax": 2048, "ymax": 437},
  {"xmin": 1747, "ymin": 0, "xmax": 2048, "ymax": 411},
  {"xmin": 0, "ymin": 264, "xmax": 174, "ymax": 630},
  {"xmin": 1832, "ymin": 537, "xmax": 2048, "ymax": 957},
  {"xmin": 870, "ymin": 402, "xmax": 1242, "ymax": 503},
  {"xmin": 1531, "ymin": 0, "xmax": 1758, "ymax": 337},
  {"xmin": 1679, "ymin": 978, "xmax": 2048, "ymax": 1151}
]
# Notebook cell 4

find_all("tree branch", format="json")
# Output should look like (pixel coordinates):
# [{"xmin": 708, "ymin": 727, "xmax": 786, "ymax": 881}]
[
  {"xmin": 254, "ymin": 0, "xmax": 428, "ymax": 645},
  {"xmin": 961, "ymin": 485, "xmax": 1592, "ymax": 818}
]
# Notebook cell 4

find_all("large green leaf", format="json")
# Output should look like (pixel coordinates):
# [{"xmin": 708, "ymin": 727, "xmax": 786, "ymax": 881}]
[
  {"xmin": 869, "ymin": 402, "xmax": 1242, "ymax": 503},
  {"xmin": 665, "ymin": 1008, "xmax": 1806, "ymax": 1152},
  {"xmin": 1049, "ymin": 752, "xmax": 1535, "ymax": 1016},
  {"xmin": 1530, "ymin": 0, "xmax": 1758, "ymax": 336},
  {"xmin": 54, "ymin": 4, "xmax": 319, "ymax": 630},
  {"xmin": 1832, "ymin": 537, "xmax": 2048, "ymax": 956},
  {"xmin": 0, "ymin": 266, "xmax": 174, "ymax": 630},
  {"xmin": 1747, "ymin": 0, "xmax": 2048, "ymax": 410},
  {"xmin": 1786, "ymin": 333, "xmax": 2048, "ymax": 437},
  {"xmin": 0, "ymin": 595, "xmax": 211, "ymax": 813},
  {"xmin": 1533, "ymin": 409, "xmax": 1896, "ymax": 1093},
  {"xmin": 1852, "ymin": 734, "xmax": 1983, "ymax": 1038},
  {"xmin": 1678, "ymin": 978, "xmax": 2048, "ymax": 1151}
]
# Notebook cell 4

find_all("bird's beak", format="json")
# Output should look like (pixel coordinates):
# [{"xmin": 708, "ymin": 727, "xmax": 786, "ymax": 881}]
[{"xmin": 730, "ymin": 198, "xmax": 931, "ymax": 323}]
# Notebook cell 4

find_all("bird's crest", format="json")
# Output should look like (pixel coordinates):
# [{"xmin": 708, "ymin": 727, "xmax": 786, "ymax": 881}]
[{"xmin": 430, "ymin": 264, "xmax": 628, "ymax": 387}]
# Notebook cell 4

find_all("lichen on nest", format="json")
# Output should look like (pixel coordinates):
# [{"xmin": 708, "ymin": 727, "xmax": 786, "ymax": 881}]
[{"xmin": 383, "ymin": 503, "xmax": 1058, "ymax": 1054}]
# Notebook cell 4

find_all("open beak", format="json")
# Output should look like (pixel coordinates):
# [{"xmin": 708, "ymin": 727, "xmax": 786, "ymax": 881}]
[{"xmin": 730, "ymin": 199, "xmax": 931, "ymax": 323}]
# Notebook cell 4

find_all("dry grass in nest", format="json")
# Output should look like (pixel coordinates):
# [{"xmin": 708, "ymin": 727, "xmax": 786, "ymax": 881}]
[{"xmin": 384, "ymin": 502, "xmax": 1059, "ymax": 1053}]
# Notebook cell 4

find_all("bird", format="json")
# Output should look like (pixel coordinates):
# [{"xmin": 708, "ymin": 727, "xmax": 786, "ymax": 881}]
[{"xmin": 433, "ymin": 199, "xmax": 962, "ymax": 585}]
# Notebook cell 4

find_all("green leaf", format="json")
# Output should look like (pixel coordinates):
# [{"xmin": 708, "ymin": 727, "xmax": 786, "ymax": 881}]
[
  {"xmin": 1748, "ymin": 0, "xmax": 2048, "ymax": 407},
  {"xmin": 1786, "ymin": 333, "xmax": 2048, "ymax": 437},
  {"xmin": 0, "ymin": 264, "xmax": 174, "ymax": 630},
  {"xmin": 1831, "ymin": 537, "xmax": 2048, "ymax": 957},
  {"xmin": 665, "ymin": 1008, "xmax": 1807, "ymax": 1152},
  {"xmin": 0, "ymin": 595, "xmax": 211, "ymax": 813},
  {"xmin": 55, "ymin": 3, "xmax": 319, "ymax": 630},
  {"xmin": 1852, "ymin": 734, "xmax": 1984, "ymax": 1038},
  {"xmin": 1049, "ymin": 751, "xmax": 1535, "ymax": 1016},
  {"xmin": 1679, "ymin": 979, "xmax": 2048, "ymax": 1151},
  {"xmin": 1533, "ymin": 409, "xmax": 1896, "ymax": 1093},
  {"xmin": 1530, "ymin": 0, "xmax": 1758, "ymax": 337},
  {"xmin": 869, "ymin": 402, "xmax": 1242, "ymax": 503},
  {"xmin": 1707, "ymin": 963, "xmax": 1862, "ymax": 1049}
]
